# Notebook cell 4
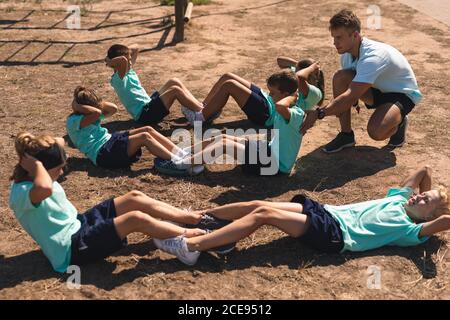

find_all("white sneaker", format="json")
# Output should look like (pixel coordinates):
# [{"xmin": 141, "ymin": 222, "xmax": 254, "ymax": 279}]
[{"xmin": 153, "ymin": 236, "xmax": 200, "ymax": 266}]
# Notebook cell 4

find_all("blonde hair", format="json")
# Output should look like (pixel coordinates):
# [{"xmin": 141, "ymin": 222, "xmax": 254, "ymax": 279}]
[
  {"xmin": 434, "ymin": 186, "xmax": 450, "ymax": 217},
  {"xmin": 11, "ymin": 132, "xmax": 58, "ymax": 182}
]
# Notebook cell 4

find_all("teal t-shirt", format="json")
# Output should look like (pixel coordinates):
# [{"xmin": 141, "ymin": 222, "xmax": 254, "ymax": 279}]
[
  {"xmin": 9, "ymin": 181, "xmax": 81, "ymax": 273},
  {"xmin": 269, "ymin": 106, "xmax": 304, "ymax": 173},
  {"xmin": 324, "ymin": 187, "xmax": 429, "ymax": 253},
  {"xmin": 110, "ymin": 69, "xmax": 152, "ymax": 121},
  {"xmin": 261, "ymin": 90, "xmax": 277, "ymax": 127},
  {"xmin": 268, "ymin": 84, "xmax": 323, "ymax": 173},
  {"xmin": 66, "ymin": 114, "xmax": 112, "ymax": 165}
]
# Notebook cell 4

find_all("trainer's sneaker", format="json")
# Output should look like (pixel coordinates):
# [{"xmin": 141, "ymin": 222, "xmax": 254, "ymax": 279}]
[
  {"xmin": 153, "ymin": 236, "xmax": 200, "ymax": 266},
  {"xmin": 181, "ymin": 106, "xmax": 204, "ymax": 126},
  {"xmin": 387, "ymin": 115, "xmax": 408, "ymax": 148},
  {"xmin": 322, "ymin": 131, "xmax": 356, "ymax": 153}
]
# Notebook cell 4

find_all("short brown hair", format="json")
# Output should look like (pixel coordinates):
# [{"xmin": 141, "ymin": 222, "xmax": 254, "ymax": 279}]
[
  {"xmin": 329, "ymin": 9, "xmax": 361, "ymax": 33},
  {"xmin": 73, "ymin": 86, "xmax": 102, "ymax": 108},
  {"xmin": 107, "ymin": 44, "xmax": 130, "ymax": 59},
  {"xmin": 267, "ymin": 69, "xmax": 298, "ymax": 95}
]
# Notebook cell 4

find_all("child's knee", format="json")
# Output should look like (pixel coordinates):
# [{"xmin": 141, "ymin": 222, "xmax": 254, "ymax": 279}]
[
  {"xmin": 125, "ymin": 210, "xmax": 150, "ymax": 225},
  {"xmin": 251, "ymin": 206, "xmax": 273, "ymax": 223},
  {"xmin": 222, "ymin": 79, "xmax": 238, "ymax": 91},
  {"xmin": 126, "ymin": 190, "xmax": 146, "ymax": 200},
  {"xmin": 248, "ymin": 200, "xmax": 266, "ymax": 210},
  {"xmin": 169, "ymin": 77, "xmax": 182, "ymax": 86},
  {"xmin": 144, "ymin": 126, "xmax": 156, "ymax": 135},
  {"xmin": 221, "ymin": 73, "xmax": 235, "ymax": 81}
]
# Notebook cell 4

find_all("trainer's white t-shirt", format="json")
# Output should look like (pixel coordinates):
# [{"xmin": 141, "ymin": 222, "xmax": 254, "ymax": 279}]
[{"xmin": 341, "ymin": 37, "xmax": 422, "ymax": 104}]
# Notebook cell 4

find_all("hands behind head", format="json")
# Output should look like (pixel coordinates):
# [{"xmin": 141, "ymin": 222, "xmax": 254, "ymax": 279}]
[
  {"xmin": 20, "ymin": 153, "xmax": 41, "ymax": 174},
  {"xmin": 104, "ymin": 56, "xmax": 113, "ymax": 68}
]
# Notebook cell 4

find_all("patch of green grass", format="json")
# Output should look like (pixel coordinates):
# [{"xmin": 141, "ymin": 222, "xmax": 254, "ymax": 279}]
[{"xmin": 160, "ymin": 0, "xmax": 211, "ymax": 5}]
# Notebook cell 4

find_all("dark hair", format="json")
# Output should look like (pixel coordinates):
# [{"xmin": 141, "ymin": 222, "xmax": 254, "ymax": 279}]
[
  {"xmin": 73, "ymin": 86, "xmax": 102, "ymax": 108},
  {"xmin": 329, "ymin": 9, "xmax": 361, "ymax": 33},
  {"xmin": 266, "ymin": 69, "xmax": 298, "ymax": 95},
  {"xmin": 297, "ymin": 59, "xmax": 325, "ymax": 106},
  {"xmin": 107, "ymin": 44, "xmax": 130, "ymax": 59}
]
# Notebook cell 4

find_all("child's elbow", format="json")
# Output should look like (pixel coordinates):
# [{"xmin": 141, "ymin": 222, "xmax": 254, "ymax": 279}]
[
  {"xmin": 275, "ymin": 104, "xmax": 285, "ymax": 113},
  {"xmin": 423, "ymin": 165, "xmax": 432, "ymax": 174},
  {"xmin": 35, "ymin": 184, "xmax": 53, "ymax": 200}
]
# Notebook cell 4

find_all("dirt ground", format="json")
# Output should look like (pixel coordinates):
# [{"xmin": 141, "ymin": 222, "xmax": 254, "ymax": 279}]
[{"xmin": 1, "ymin": 0, "xmax": 449, "ymax": 300}]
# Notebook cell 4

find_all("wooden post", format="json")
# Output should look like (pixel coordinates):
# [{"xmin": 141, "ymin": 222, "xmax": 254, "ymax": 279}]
[
  {"xmin": 174, "ymin": 0, "xmax": 185, "ymax": 42},
  {"xmin": 184, "ymin": 2, "xmax": 194, "ymax": 23}
]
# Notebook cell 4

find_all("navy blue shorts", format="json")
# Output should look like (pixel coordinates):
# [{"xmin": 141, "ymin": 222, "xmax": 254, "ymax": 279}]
[
  {"xmin": 290, "ymin": 194, "xmax": 344, "ymax": 253},
  {"xmin": 96, "ymin": 131, "xmax": 141, "ymax": 169},
  {"xmin": 138, "ymin": 91, "xmax": 169, "ymax": 125},
  {"xmin": 70, "ymin": 198, "xmax": 127, "ymax": 265},
  {"xmin": 365, "ymin": 88, "xmax": 415, "ymax": 119},
  {"xmin": 241, "ymin": 84, "xmax": 271, "ymax": 126},
  {"xmin": 241, "ymin": 139, "xmax": 280, "ymax": 176}
]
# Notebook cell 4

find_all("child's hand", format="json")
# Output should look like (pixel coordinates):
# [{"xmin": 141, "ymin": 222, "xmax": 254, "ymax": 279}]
[
  {"xmin": 105, "ymin": 56, "xmax": 113, "ymax": 67},
  {"xmin": 20, "ymin": 153, "xmax": 41, "ymax": 174},
  {"xmin": 310, "ymin": 61, "xmax": 321, "ymax": 72}
]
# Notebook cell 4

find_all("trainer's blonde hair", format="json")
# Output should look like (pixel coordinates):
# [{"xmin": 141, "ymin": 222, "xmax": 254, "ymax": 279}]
[{"xmin": 10, "ymin": 132, "xmax": 58, "ymax": 182}]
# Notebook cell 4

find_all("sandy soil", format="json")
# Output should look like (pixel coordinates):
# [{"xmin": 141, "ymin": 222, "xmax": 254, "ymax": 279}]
[{"xmin": 0, "ymin": 0, "xmax": 449, "ymax": 299}]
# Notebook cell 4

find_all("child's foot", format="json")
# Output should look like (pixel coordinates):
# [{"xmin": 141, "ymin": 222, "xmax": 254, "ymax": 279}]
[
  {"xmin": 187, "ymin": 213, "xmax": 231, "ymax": 230},
  {"xmin": 204, "ymin": 110, "xmax": 222, "ymax": 125},
  {"xmin": 187, "ymin": 214, "xmax": 236, "ymax": 255},
  {"xmin": 153, "ymin": 236, "xmax": 200, "ymax": 266},
  {"xmin": 204, "ymin": 230, "xmax": 236, "ymax": 255},
  {"xmin": 154, "ymin": 158, "xmax": 190, "ymax": 176},
  {"xmin": 154, "ymin": 158, "xmax": 204, "ymax": 176},
  {"xmin": 182, "ymin": 106, "xmax": 204, "ymax": 126},
  {"xmin": 184, "ymin": 228, "xmax": 207, "ymax": 237}
]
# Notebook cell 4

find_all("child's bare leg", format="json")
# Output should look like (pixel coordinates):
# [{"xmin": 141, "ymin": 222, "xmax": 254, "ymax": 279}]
[
  {"xmin": 114, "ymin": 211, "xmax": 205, "ymax": 240},
  {"xmin": 161, "ymin": 78, "xmax": 202, "ymax": 107},
  {"xmin": 127, "ymin": 132, "xmax": 174, "ymax": 160},
  {"xmin": 185, "ymin": 137, "xmax": 245, "ymax": 165},
  {"xmin": 186, "ymin": 207, "xmax": 310, "ymax": 252},
  {"xmin": 189, "ymin": 134, "xmax": 246, "ymax": 154},
  {"xmin": 203, "ymin": 73, "xmax": 252, "ymax": 106},
  {"xmin": 129, "ymin": 126, "xmax": 183, "ymax": 154},
  {"xmin": 160, "ymin": 85, "xmax": 203, "ymax": 112},
  {"xmin": 114, "ymin": 191, "xmax": 202, "ymax": 225},
  {"xmin": 198, "ymin": 201, "xmax": 303, "ymax": 221},
  {"xmin": 201, "ymin": 80, "xmax": 252, "ymax": 120}
]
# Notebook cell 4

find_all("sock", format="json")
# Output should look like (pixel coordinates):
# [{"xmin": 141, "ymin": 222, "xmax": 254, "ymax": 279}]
[{"xmin": 195, "ymin": 111, "xmax": 205, "ymax": 122}]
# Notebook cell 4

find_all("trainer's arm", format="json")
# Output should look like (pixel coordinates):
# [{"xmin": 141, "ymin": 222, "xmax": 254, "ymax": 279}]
[
  {"xmin": 323, "ymin": 82, "xmax": 371, "ymax": 117},
  {"xmin": 301, "ymin": 82, "xmax": 371, "ymax": 135}
]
